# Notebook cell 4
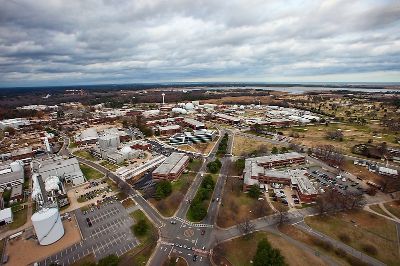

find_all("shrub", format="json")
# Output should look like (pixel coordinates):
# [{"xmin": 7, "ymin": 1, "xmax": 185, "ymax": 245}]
[
  {"xmin": 98, "ymin": 254, "xmax": 120, "ymax": 266},
  {"xmin": 338, "ymin": 233, "xmax": 350, "ymax": 244},
  {"xmin": 362, "ymin": 244, "xmax": 378, "ymax": 256},
  {"xmin": 334, "ymin": 248, "xmax": 346, "ymax": 257},
  {"xmin": 155, "ymin": 180, "xmax": 172, "ymax": 199},
  {"xmin": 133, "ymin": 219, "xmax": 149, "ymax": 236}
]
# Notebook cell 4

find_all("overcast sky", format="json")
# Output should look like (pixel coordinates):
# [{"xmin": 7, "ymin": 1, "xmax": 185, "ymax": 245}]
[{"xmin": 0, "ymin": 0, "xmax": 399, "ymax": 87}]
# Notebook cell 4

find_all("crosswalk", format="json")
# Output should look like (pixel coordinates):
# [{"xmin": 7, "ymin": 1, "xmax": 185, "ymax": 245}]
[{"xmin": 173, "ymin": 216, "xmax": 214, "ymax": 228}]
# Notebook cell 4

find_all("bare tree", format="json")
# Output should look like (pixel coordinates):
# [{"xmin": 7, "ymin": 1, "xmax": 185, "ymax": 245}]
[
  {"xmin": 254, "ymin": 200, "xmax": 269, "ymax": 217},
  {"xmin": 275, "ymin": 205, "xmax": 289, "ymax": 225},
  {"xmin": 237, "ymin": 219, "xmax": 255, "ymax": 238}
]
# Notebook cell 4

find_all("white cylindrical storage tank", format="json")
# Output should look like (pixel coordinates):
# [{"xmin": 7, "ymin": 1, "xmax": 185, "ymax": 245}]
[{"xmin": 31, "ymin": 208, "xmax": 64, "ymax": 245}]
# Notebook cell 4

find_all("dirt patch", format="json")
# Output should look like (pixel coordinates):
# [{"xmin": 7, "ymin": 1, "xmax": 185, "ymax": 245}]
[
  {"xmin": 6, "ymin": 218, "xmax": 81, "ymax": 266},
  {"xmin": 232, "ymin": 135, "xmax": 276, "ymax": 156}
]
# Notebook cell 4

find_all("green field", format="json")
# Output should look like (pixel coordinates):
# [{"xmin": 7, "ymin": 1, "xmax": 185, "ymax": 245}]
[
  {"xmin": 79, "ymin": 163, "xmax": 104, "ymax": 180},
  {"xmin": 73, "ymin": 150, "xmax": 98, "ymax": 161}
]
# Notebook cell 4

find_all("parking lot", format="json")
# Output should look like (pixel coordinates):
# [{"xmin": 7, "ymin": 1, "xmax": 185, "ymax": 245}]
[
  {"xmin": 270, "ymin": 184, "xmax": 301, "ymax": 208},
  {"xmin": 37, "ymin": 201, "xmax": 139, "ymax": 265},
  {"xmin": 307, "ymin": 167, "xmax": 364, "ymax": 195}
]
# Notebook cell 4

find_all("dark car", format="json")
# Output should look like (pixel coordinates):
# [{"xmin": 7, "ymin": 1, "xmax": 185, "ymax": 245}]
[
  {"xmin": 201, "ymin": 229, "xmax": 205, "ymax": 235},
  {"xmin": 193, "ymin": 255, "xmax": 198, "ymax": 261}
]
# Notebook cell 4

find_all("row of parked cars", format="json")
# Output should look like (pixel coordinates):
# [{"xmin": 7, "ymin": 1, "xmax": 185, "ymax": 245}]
[
  {"xmin": 311, "ymin": 170, "xmax": 363, "ymax": 195},
  {"xmin": 271, "ymin": 189, "xmax": 300, "ymax": 205}
]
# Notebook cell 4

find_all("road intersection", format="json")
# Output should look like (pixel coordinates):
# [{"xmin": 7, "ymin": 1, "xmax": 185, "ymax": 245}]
[{"xmin": 57, "ymin": 131, "xmax": 389, "ymax": 266}]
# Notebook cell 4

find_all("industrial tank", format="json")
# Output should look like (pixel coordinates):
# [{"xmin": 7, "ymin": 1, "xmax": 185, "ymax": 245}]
[{"xmin": 31, "ymin": 208, "xmax": 64, "ymax": 245}]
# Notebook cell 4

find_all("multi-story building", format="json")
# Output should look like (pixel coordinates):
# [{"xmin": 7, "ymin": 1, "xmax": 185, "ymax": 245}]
[
  {"xmin": 183, "ymin": 118, "xmax": 205, "ymax": 130},
  {"xmin": 157, "ymin": 125, "xmax": 181, "ymax": 136},
  {"xmin": 214, "ymin": 113, "xmax": 240, "ymax": 124},
  {"xmin": 32, "ymin": 156, "xmax": 85, "ymax": 186},
  {"xmin": 152, "ymin": 152, "xmax": 189, "ymax": 181}
]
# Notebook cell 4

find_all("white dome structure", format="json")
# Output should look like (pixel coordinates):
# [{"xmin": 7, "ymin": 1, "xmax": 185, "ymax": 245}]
[
  {"xmin": 31, "ymin": 208, "xmax": 64, "ymax": 245},
  {"xmin": 185, "ymin": 103, "xmax": 194, "ymax": 110},
  {"xmin": 120, "ymin": 146, "xmax": 133, "ymax": 155},
  {"xmin": 172, "ymin": 108, "xmax": 187, "ymax": 114}
]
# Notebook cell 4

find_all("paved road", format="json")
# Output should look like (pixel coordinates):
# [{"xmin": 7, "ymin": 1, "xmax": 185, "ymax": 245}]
[{"xmin": 58, "ymin": 134, "xmax": 388, "ymax": 266}]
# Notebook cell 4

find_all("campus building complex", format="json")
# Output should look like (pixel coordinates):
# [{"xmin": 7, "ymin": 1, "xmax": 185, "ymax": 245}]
[
  {"xmin": 243, "ymin": 152, "xmax": 317, "ymax": 202},
  {"xmin": 152, "ymin": 152, "xmax": 189, "ymax": 181}
]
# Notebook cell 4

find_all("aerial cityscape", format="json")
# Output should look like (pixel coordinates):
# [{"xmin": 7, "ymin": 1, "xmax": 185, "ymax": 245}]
[{"xmin": 0, "ymin": 1, "xmax": 400, "ymax": 266}]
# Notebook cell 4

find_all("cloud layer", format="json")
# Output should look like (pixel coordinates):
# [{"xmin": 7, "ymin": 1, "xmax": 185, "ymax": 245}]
[{"xmin": 0, "ymin": 0, "xmax": 400, "ymax": 86}]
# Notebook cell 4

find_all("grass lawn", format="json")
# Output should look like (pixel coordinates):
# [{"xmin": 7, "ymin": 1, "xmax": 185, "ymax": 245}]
[
  {"xmin": 9, "ymin": 207, "xmax": 28, "ymax": 230},
  {"xmin": 279, "ymin": 224, "xmax": 368, "ymax": 266},
  {"xmin": 177, "ymin": 144, "xmax": 198, "ymax": 153},
  {"xmin": 280, "ymin": 123, "xmax": 400, "ymax": 157},
  {"xmin": 70, "ymin": 253, "xmax": 96, "ymax": 266},
  {"xmin": 79, "ymin": 163, "xmax": 104, "ymax": 180},
  {"xmin": 305, "ymin": 210, "xmax": 399, "ymax": 266},
  {"xmin": 150, "ymin": 159, "xmax": 202, "ymax": 217},
  {"xmin": 186, "ymin": 174, "xmax": 218, "ymax": 222},
  {"xmin": 69, "ymin": 138, "xmax": 78, "ymax": 148},
  {"xmin": 73, "ymin": 150, "xmax": 97, "ymax": 161},
  {"xmin": 192, "ymin": 140, "xmax": 218, "ymax": 155},
  {"xmin": 100, "ymin": 161, "xmax": 119, "ymax": 172},
  {"xmin": 212, "ymin": 231, "xmax": 327, "ymax": 266},
  {"xmin": 232, "ymin": 135, "xmax": 276, "ymax": 156},
  {"xmin": 106, "ymin": 178, "xmax": 118, "ymax": 191},
  {"xmin": 384, "ymin": 200, "xmax": 400, "ymax": 219},
  {"xmin": 369, "ymin": 204, "xmax": 390, "ymax": 217},
  {"xmin": 217, "ymin": 176, "xmax": 274, "ymax": 228},
  {"xmin": 118, "ymin": 210, "xmax": 158, "ymax": 266}
]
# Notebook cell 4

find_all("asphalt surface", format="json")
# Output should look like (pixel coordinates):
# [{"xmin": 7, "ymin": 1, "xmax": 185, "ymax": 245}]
[
  {"xmin": 56, "ymin": 132, "xmax": 389, "ymax": 266},
  {"xmin": 37, "ymin": 201, "xmax": 138, "ymax": 266}
]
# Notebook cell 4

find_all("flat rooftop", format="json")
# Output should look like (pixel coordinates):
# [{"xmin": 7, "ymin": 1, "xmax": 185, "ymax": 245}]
[{"xmin": 153, "ymin": 152, "xmax": 189, "ymax": 176}]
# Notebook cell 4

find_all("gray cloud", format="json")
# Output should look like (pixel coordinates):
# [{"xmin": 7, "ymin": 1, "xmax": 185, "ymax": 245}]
[{"xmin": 0, "ymin": 0, "xmax": 399, "ymax": 86}]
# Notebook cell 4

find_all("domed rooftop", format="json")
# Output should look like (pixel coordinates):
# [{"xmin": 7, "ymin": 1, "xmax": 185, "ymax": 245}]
[
  {"xmin": 185, "ymin": 103, "xmax": 194, "ymax": 110},
  {"xmin": 120, "ymin": 146, "xmax": 133, "ymax": 154}
]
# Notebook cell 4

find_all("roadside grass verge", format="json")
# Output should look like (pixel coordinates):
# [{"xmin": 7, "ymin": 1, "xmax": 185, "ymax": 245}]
[
  {"xmin": 100, "ymin": 161, "xmax": 119, "ymax": 172},
  {"xmin": 79, "ymin": 163, "xmax": 104, "ymax": 180}
]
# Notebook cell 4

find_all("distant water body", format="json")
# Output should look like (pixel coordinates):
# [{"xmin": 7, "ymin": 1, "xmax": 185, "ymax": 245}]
[{"xmin": 208, "ymin": 86, "xmax": 398, "ymax": 94}]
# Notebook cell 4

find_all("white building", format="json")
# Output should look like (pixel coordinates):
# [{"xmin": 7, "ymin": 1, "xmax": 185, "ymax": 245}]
[
  {"xmin": 0, "ymin": 118, "xmax": 30, "ymax": 129},
  {"xmin": 0, "ymin": 161, "xmax": 24, "ymax": 190},
  {"xmin": 0, "ymin": 208, "xmax": 13, "ymax": 225},
  {"xmin": 32, "ymin": 157, "xmax": 85, "ymax": 186}
]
